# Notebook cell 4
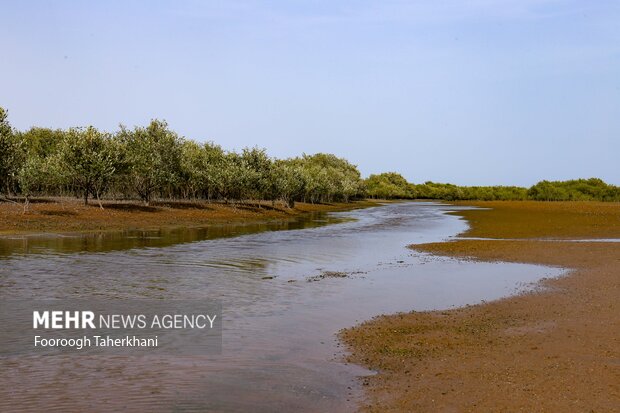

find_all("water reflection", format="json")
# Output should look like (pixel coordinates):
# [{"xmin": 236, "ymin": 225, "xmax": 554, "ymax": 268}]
[{"xmin": 0, "ymin": 212, "xmax": 352, "ymax": 258}]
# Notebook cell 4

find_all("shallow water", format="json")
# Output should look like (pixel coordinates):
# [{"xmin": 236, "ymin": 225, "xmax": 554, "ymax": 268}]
[{"xmin": 0, "ymin": 202, "xmax": 563, "ymax": 412}]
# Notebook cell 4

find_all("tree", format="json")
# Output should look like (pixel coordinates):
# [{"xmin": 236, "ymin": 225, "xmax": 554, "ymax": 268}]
[
  {"xmin": 240, "ymin": 147, "xmax": 273, "ymax": 203},
  {"xmin": 216, "ymin": 152, "xmax": 250, "ymax": 204},
  {"xmin": 58, "ymin": 126, "xmax": 121, "ymax": 207},
  {"xmin": 290, "ymin": 153, "xmax": 364, "ymax": 203},
  {"xmin": 180, "ymin": 140, "xmax": 207, "ymax": 199},
  {"xmin": 179, "ymin": 141, "xmax": 225, "ymax": 200},
  {"xmin": 17, "ymin": 155, "xmax": 59, "ymax": 212},
  {"xmin": 0, "ymin": 107, "xmax": 23, "ymax": 196},
  {"xmin": 365, "ymin": 172, "xmax": 413, "ymax": 199},
  {"xmin": 119, "ymin": 120, "xmax": 182, "ymax": 205},
  {"xmin": 527, "ymin": 178, "xmax": 618, "ymax": 201},
  {"xmin": 18, "ymin": 127, "xmax": 65, "ymax": 158},
  {"xmin": 269, "ymin": 159, "xmax": 305, "ymax": 207}
]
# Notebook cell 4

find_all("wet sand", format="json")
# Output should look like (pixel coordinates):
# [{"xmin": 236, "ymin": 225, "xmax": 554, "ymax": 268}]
[
  {"xmin": 0, "ymin": 198, "xmax": 377, "ymax": 235},
  {"xmin": 341, "ymin": 201, "xmax": 620, "ymax": 412}
]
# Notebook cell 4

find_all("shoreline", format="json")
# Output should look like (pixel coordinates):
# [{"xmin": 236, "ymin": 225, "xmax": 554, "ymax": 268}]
[
  {"xmin": 0, "ymin": 197, "xmax": 380, "ymax": 236},
  {"xmin": 341, "ymin": 201, "xmax": 620, "ymax": 412}
]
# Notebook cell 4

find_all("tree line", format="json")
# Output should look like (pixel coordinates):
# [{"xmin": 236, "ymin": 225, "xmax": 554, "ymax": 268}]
[
  {"xmin": 0, "ymin": 108, "xmax": 365, "ymax": 209},
  {"xmin": 365, "ymin": 172, "xmax": 620, "ymax": 202},
  {"xmin": 1, "ymin": 107, "xmax": 618, "ymax": 209}
]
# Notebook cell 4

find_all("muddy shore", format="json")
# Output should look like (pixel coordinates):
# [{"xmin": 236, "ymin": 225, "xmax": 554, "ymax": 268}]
[
  {"xmin": 0, "ymin": 197, "xmax": 377, "ymax": 235},
  {"xmin": 341, "ymin": 201, "xmax": 620, "ymax": 412}
]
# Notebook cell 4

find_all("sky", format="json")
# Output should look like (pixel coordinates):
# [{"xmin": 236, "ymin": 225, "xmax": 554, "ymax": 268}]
[{"xmin": 1, "ymin": 0, "xmax": 619, "ymax": 186}]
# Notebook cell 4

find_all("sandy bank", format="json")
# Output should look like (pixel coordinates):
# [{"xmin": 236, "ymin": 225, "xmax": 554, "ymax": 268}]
[{"xmin": 341, "ymin": 201, "xmax": 620, "ymax": 412}]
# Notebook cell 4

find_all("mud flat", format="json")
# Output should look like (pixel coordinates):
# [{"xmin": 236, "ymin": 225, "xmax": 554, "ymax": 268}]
[
  {"xmin": 0, "ymin": 197, "xmax": 377, "ymax": 235},
  {"xmin": 341, "ymin": 201, "xmax": 620, "ymax": 412}
]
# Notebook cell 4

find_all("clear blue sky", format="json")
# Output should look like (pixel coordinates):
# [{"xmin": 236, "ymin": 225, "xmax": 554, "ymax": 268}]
[{"xmin": 2, "ymin": 1, "xmax": 619, "ymax": 186}]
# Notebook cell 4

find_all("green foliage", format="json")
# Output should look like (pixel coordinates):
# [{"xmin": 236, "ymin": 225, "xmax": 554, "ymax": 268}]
[
  {"xmin": 58, "ymin": 126, "xmax": 121, "ymax": 205},
  {"xmin": 213, "ymin": 151, "xmax": 248, "ymax": 203},
  {"xmin": 240, "ymin": 147, "xmax": 273, "ymax": 201},
  {"xmin": 195, "ymin": 142, "xmax": 228, "ymax": 200},
  {"xmin": 18, "ymin": 127, "xmax": 65, "ymax": 158},
  {"xmin": 269, "ymin": 159, "xmax": 305, "ymax": 207},
  {"xmin": 365, "ymin": 172, "xmax": 414, "ymax": 199},
  {"xmin": 17, "ymin": 154, "xmax": 61, "ymax": 211},
  {"xmin": 17, "ymin": 155, "xmax": 56, "ymax": 196},
  {"xmin": 118, "ymin": 120, "xmax": 183, "ymax": 205},
  {"xmin": 364, "ymin": 174, "xmax": 618, "ymax": 202},
  {"xmin": 179, "ymin": 140, "xmax": 218, "ymax": 199},
  {"xmin": 412, "ymin": 182, "xmax": 528, "ymax": 201},
  {"xmin": 0, "ymin": 107, "xmax": 23, "ymax": 195},
  {"xmin": 528, "ymin": 178, "xmax": 620, "ymax": 201},
  {"xmin": 294, "ymin": 153, "xmax": 364, "ymax": 203}
]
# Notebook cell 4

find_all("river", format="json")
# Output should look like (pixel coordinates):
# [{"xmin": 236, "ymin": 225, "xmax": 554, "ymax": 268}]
[{"xmin": 0, "ymin": 202, "xmax": 563, "ymax": 412}]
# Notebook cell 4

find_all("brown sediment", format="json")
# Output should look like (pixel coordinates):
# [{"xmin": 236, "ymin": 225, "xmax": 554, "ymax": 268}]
[
  {"xmin": 341, "ymin": 201, "xmax": 620, "ymax": 412},
  {"xmin": 0, "ymin": 197, "xmax": 378, "ymax": 235},
  {"xmin": 447, "ymin": 200, "xmax": 620, "ymax": 239}
]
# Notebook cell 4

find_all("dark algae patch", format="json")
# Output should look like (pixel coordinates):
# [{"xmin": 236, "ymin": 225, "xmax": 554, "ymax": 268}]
[{"xmin": 306, "ymin": 270, "xmax": 367, "ymax": 282}]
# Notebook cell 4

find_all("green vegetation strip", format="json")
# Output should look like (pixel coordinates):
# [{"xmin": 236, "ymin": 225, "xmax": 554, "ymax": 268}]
[{"xmin": 1, "ymin": 107, "xmax": 618, "ymax": 216}]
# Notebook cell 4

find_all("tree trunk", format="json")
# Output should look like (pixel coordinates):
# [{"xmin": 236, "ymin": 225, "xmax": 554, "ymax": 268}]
[
  {"xmin": 95, "ymin": 188, "xmax": 104, "ymax": 209},
  {"xmin": 84, "ymin": 190, "xmax": 89, "ymax": 205}
]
